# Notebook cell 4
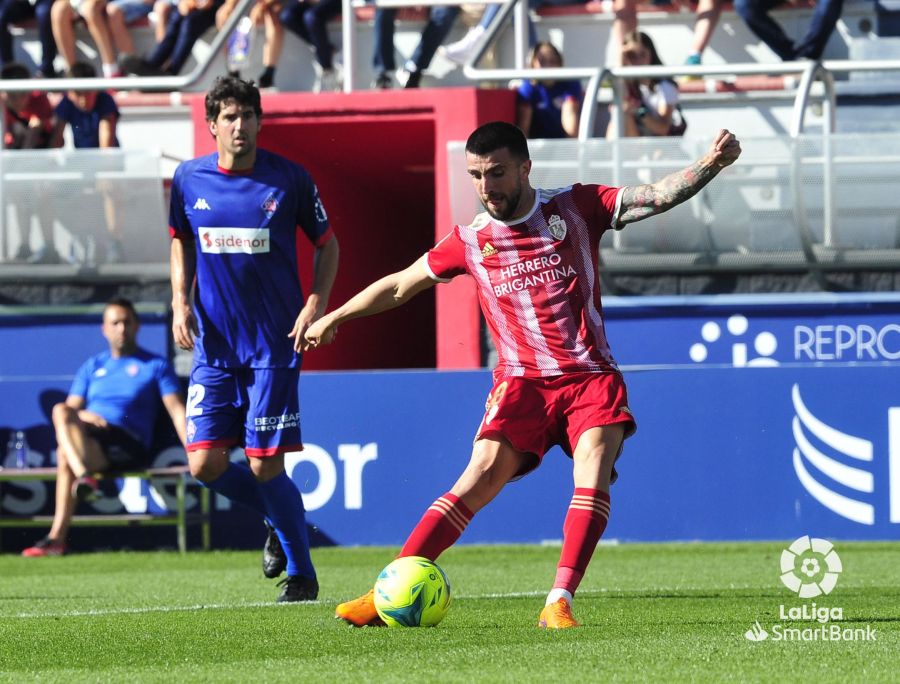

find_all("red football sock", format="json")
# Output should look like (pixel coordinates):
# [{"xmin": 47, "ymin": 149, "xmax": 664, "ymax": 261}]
[
  {"xmin": 399, "ymin": 492, "xmax": 474, "ymax": 560},
  {"xmin": 553, "ymin": 488, "xmax": 611, "ymax": 595}
]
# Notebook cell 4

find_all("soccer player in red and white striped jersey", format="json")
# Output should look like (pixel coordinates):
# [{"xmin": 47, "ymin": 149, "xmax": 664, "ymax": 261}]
[{"xmin": 306, "ymin": 121, "xmax": 741, "ymax": 628}]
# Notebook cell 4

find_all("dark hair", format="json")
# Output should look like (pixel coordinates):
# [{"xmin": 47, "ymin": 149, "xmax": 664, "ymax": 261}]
[
  {"xmin": 205, "ymin": 75, "xmax": 262, "ymax": 122},
  {"xmin": 104, "ymin": 296, "xmax": 138, "ymax": 320},
  {"xmin": 66, "ymin": 61, "xmax": 97, "ymax": 79},
  {"xmin": 621, "ymin": 30, "xmax": 671, "ymax": 88},
  {"xmin": 465, "ymin": 121, "xmax": 530, "ymax": 162},
  {"xmin": 529, "ymin": 41, "xmax": 564, "ymax": 68},
  {"xmin": 1, "ymin": 62, "xmax": 30, "ymax": 80}
]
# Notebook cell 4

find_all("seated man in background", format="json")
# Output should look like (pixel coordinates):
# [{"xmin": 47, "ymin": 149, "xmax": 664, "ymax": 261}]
[{"xmin": 22, "ymin": 297, "xmax": 187, "ymax": 557}]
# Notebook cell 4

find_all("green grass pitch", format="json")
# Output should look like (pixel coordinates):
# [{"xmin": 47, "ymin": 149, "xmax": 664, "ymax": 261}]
[{"xmin": 1, "ymin": 542, "xmax": 897, "ymax": 682}]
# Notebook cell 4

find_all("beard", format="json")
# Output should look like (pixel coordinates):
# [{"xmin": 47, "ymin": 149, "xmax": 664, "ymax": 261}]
[{"xmin": 483, "ymin": 183, "xmax": 523, "ymax": 222}]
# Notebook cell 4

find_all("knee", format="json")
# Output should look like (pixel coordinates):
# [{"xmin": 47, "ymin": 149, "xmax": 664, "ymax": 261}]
[
  {"xmin": 51, "ymin": 1, "xmax": 71, "ymax": 23},
  {"xmin": 247, "ymin": 455, "xmax": 284, "ymax": 483},
  {"xmin": 82, "ymin": 0, "xmax": 103, "ymax": 19},
  {"xmin": 188, "ymin": 452, "xmax": 228, "ymax": 482},
  {"xmin": 51, "ymin": 402, "xmax": 75, "ymax": 426}
]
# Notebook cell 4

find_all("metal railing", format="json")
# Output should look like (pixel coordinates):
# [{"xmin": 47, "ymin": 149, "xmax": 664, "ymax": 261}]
[{"xmin": 0, "ymin": 0, "xmax": 256, "ymax": 95}]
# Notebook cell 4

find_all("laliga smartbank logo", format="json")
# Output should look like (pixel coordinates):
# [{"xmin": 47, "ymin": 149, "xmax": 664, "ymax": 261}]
[
  {"xmin": 779, "ymin": 535, "xmax": 841, "ymax": 598},
  {"xmin": 743, "ymin": 536, "xmax": 877, "ymax": 643}
]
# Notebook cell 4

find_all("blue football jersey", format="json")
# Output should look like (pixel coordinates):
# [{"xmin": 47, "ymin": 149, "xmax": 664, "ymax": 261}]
[
  {"xmin": 69, "ymin": 348, "xmax": 182, "ymax": 449},
  {"xmin": 169, "ymin": 149, "xmax": 332, "ymax": 368}
]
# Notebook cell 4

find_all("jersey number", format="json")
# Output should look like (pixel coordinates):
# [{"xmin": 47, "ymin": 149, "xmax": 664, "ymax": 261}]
[{"xmin": 187, "ymin": 384, "xmax": 205, "ymax": 417}]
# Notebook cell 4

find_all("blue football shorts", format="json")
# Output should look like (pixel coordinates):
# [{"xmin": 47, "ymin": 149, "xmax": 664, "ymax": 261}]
[{"xmin": 185, "ymin": 365, "xmax": 303, "ymax": 457}]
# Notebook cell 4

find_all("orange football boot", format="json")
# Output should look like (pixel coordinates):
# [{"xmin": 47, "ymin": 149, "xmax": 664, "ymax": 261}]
[
  {"xmin": 538, "ymin": 598, "xmax": 579, "ymax": 629},
  {"xmin": 335, "ymin": 589, "xmax": 386, "ymax": 627}
]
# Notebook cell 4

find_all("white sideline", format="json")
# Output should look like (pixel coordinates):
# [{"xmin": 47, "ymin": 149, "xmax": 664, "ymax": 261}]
[{"xmin": 8, "ymin": 586, "xmax": 747, "ymax": 620}]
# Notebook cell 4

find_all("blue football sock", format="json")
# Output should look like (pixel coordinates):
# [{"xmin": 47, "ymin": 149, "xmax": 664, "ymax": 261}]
[
  {"xmin": 203, "ymin": 461, "xmax": 266, "ymax": 516},
  {"xmin": 258, "ymin": 472, "xmax": 315, "ymax": 579}
]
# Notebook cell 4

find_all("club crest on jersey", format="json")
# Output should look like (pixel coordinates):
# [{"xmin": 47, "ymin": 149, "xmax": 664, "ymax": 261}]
[
  {"xmin": 548, "ymin": 214, "xmax": 567, "ymax": 241},
  {"xmin": 262, "ymin": 193, "xmax": 279, "ymax": 219}
]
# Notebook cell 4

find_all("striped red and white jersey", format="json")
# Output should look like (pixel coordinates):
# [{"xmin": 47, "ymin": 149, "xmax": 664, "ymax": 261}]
[{"xmin": 426, "ymin": 183, "xmax": 624, "ymax": 380}]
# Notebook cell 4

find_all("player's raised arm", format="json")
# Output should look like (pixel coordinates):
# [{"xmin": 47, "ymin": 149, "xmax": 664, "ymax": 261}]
[
  {"xmin": 303, "ymin": 255, "xmax": 436, "ymax": 350},
  {"xmin": 618, "ymin": 128, "xmax": 741, "ymax": 226}
]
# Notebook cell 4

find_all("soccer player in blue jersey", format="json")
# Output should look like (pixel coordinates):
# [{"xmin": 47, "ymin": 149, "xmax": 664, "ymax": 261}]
[
  {"xmin": 22, "ymin": 297, "xmax": 188, "ymax": 557},
  {"xmin": 169, "ymin": 76, "xmax": 339, "ymax": 602}
]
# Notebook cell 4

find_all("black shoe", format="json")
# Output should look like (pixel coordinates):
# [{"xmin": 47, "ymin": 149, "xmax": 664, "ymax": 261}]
[
  {"xmin": 262, "ymin": 521, "xmax": 287, "ymax": 578},
  {"xmin": 403, "ymin": 69, "xmax": 421, "ymax": 89},
  {"xmin": 73, "ymin": 475, "xmax": 101, "ymax": 502},
  {"xmin": 276, "ymin": 575, "xmax": 319, "ymax": 603},
  {"xmin": 119, "ymin": 54, "xmax": 164, "ymax": 77},
  {"xmin": 372, "ymin": 71, "xmax": 392, "ymax": 89},
  {"xmin": 258, "ymin": 68, "xmax": 275, "ymax": 89}
]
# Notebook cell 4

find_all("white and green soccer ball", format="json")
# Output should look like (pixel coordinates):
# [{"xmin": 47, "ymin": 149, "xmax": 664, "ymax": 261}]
[{"xmin": 373, "ymin": 556, "xmax": 451, "ymax": 627}]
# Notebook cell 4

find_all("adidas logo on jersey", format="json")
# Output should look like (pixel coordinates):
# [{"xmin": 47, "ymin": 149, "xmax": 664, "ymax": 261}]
[
  {"xmin": 481, "ymin": 242, "xmax": 498, "ymax": 257},
  {"xmin": 193, "ymin": 198, "xmax": 211, "ymax": 210}
]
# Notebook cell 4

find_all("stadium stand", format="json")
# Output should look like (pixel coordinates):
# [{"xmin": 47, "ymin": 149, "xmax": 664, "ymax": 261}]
[{"xmin": 1, "ymin": 0, "xmax": 898, "ymax": 298}]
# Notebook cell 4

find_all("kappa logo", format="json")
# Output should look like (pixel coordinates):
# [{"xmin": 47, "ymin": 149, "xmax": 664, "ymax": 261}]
[
  {"xmin": 481, "ymin": 242, "xmax": 498, "ymax": 257},
  {"xmin": 193, "ymin": 198, "xmax": 211, "ymax": 211},
  {"xmin": 548, "ymin": 214, "xmax": 567, "ymax": 241}
]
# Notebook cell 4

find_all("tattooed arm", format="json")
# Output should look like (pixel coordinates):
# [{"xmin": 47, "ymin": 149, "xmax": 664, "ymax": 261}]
[{"xmin": 617, "ymin": 129, "xmax": 742, "ymax": 226}]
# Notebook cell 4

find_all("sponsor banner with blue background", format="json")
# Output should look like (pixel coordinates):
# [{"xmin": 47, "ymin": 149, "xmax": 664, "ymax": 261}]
[{"xmin": 1, "ymin": 294, "xmax": 898, "ymax": 551}]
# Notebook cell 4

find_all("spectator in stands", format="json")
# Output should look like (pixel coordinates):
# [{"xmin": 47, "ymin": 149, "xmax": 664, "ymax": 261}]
[
  {"xmin": 51, "ymin": 61, "xmax": 125, "ymax": 261},
  {"xmin": 119, "ymin": 0, "xmax": 223, "ymax": 76},
  {"xmin": 609, "ymin": 0, "xmax": 636, "ymax": 66},
  {"xmin": 217, "ymin": 0, "xmax": 283, "ymax": 88},
  {"xmin": 105, "ymin": 0, "xmax": 156, "ymax": 61},
  {"xmin": 371, "ymin": 5, "xmax": 460, "ymax": 89},
  {"xmin": 0, "ymin": 62, "xmax": 61, "ymax": 263},
  {"xmin": 684, "ymin": 0, "xmax": 722, "ymax": 71},
  {"xmin": 439, "ymin": 0, "xmax": 585, "ymax": 67},
  {"xmin": 608, "ymin": 30, "xmax": 685, "ymax": 138},
  {"xmin": 21, "ymin": 297, "xmax": 187, "ymax": 557},
  {"xmin": 0, "ymin": 0, "xmax": 57, "ymax": 77},
  {"xmin": 280, "ymin": 0, "xmax": 341, "ymax": 92},
  {"xmin": 151, "ymin": 0, "xmax": 176, "ymax": 42},
  {"xmin": 51, "ymin": 0, "xmax": 122, "ymax": 77},
  {"xmin": 516, "ymin": 41, "xmax": 581, "ymax": 139},
  {"xmin": 735, "ymin": 0, "xmax": 844, "ymax": 61}
]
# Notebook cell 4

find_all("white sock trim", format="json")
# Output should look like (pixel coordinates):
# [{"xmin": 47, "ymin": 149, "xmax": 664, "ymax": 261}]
[{"xmin": 546, "ymin": 588, "xmax": 573, "ymax": 606}]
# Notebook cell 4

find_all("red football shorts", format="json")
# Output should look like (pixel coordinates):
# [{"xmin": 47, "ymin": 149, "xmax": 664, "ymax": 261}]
[{"xmin": 475, "ymin": 371, "xmax": 636, "ymax": 475}]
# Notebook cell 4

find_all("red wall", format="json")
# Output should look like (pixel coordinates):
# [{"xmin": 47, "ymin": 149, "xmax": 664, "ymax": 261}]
[{"xmin": 192, "ymin": 88, "xmax": 515, "ymax": 370}]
